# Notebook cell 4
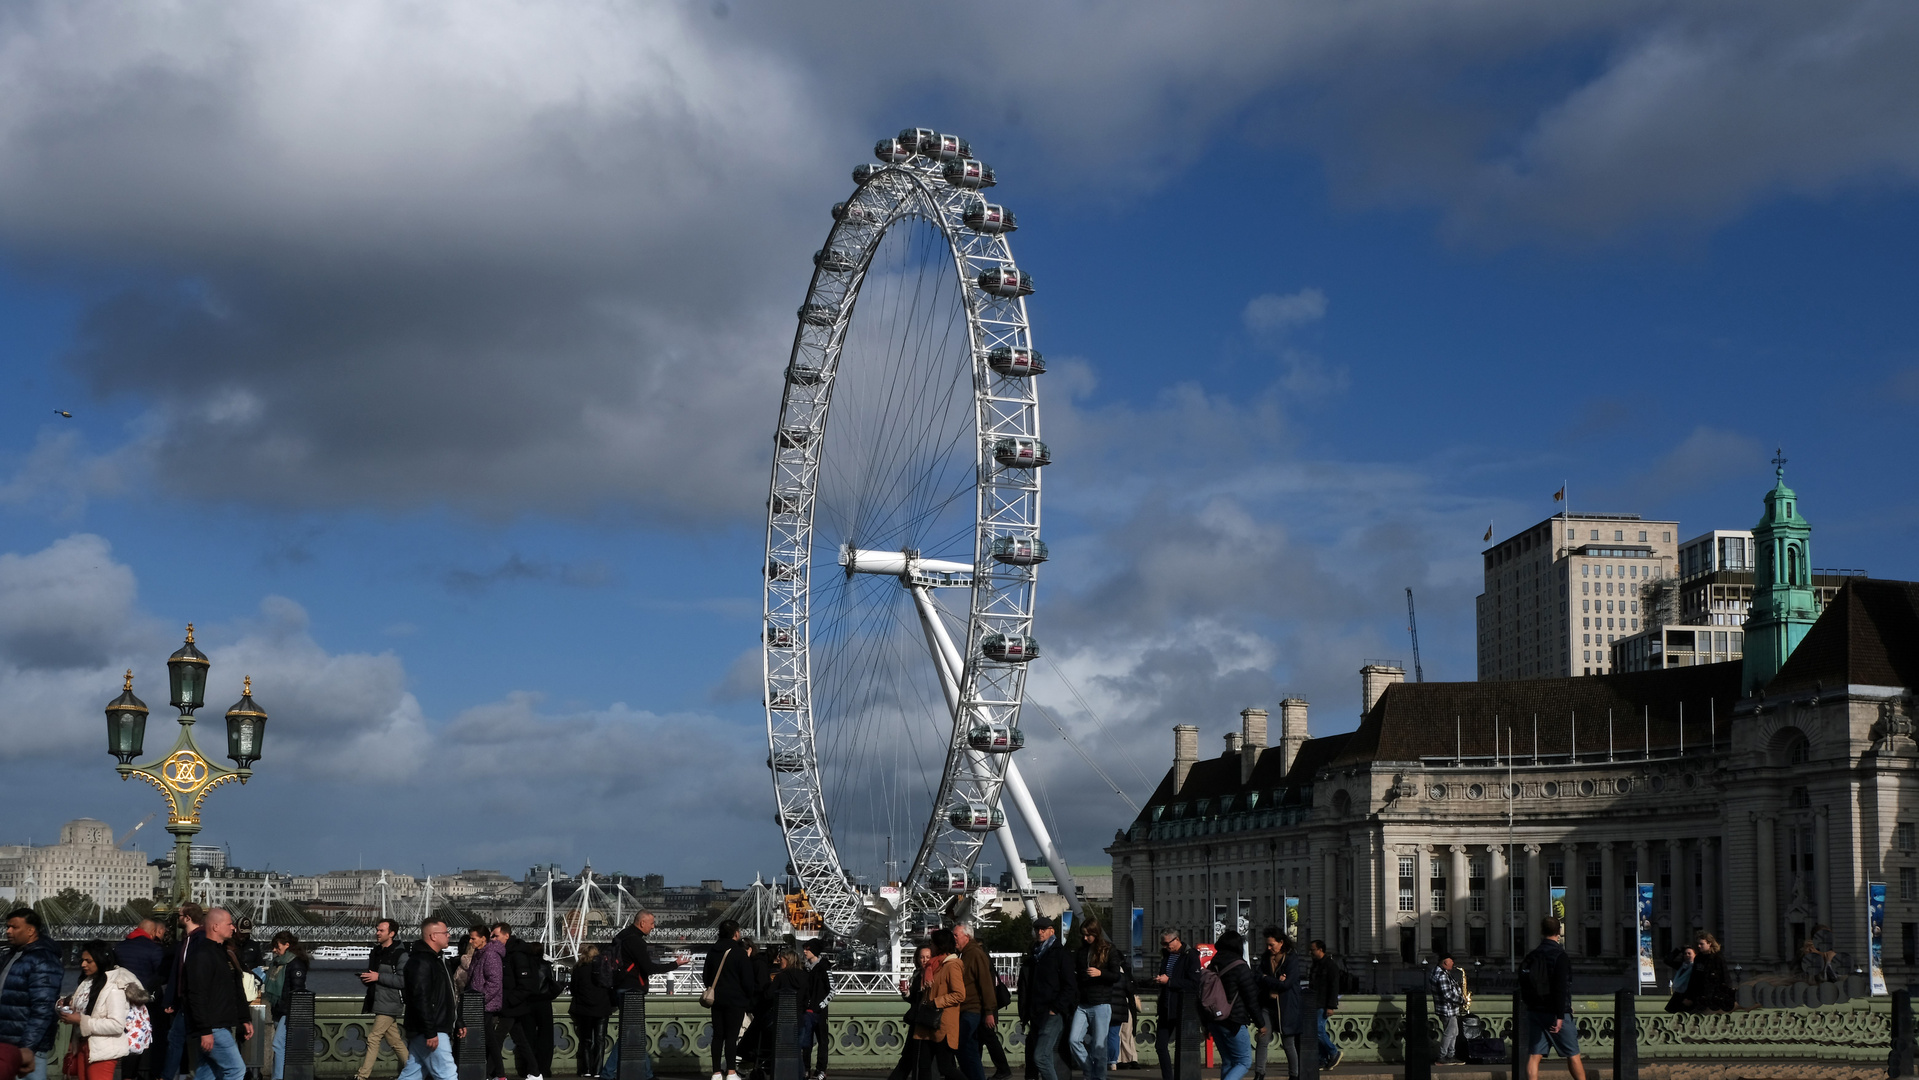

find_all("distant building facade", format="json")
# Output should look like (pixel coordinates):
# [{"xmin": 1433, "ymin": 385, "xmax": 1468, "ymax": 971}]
[
  {"xmin": 1478, "ymin": 513, "xmax": 1679, "ymax": 680},
  {"xmin": 0, "ymin": 819, "xmax": 159, "ymax": 909},
  {"xmin": 1114, "ymin": 471, "xmax": 1919, "ymax": 987}
]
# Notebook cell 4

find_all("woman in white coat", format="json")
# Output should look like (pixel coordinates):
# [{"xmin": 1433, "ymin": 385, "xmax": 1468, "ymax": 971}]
[{"xmin": 56, "ymin": 939, "xmax": 149, "ymax": 1080}]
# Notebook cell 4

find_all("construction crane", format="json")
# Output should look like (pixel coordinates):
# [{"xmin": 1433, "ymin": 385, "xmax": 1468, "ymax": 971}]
[
  {"xmin": 118, "ymin": 813, "xmax": 156, "ymax": 850},
  {"xmin": 1405, "ymin": 587, "xmax": 1425, "ymax": 683}
]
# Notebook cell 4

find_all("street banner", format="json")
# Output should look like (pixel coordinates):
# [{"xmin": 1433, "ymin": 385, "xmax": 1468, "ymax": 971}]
[
  {"xmin": 1237, "ymin": 897, "xmax": 1253, "ymax": 946},
  {"xmin": 1213, "ymin": 902, "xmax": 1227, "ymax": 943},
  {"xmin": 1059, "ymin": 910, "xmax": 1073, "ymax": 936},
  {"xmin": 1869, "ymin": 882, "xmax": 1888, "ymax": 995},
  {"xmin": 1284, "ymin": 896, "xmax": 1301, "ymax": 943},
  {"xmin": 1550, "ymin": 885, "xmax": 1567, "ymax": 924},
  {"xmin": 1131, "ymin": 906, "xmax": 1145, "ymax": 969},
  {"xmin": 1637, "ymin": 883, "xmax": 1657, "ymax": 986}
]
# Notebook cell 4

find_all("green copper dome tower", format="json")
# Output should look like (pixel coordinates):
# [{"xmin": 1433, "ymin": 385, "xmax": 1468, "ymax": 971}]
[{"xmin": 1742, "ymin": 450, "xmax": 1817, "ymax": 694}]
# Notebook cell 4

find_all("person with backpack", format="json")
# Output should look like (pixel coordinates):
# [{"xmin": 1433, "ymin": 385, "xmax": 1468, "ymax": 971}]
[
  {"xmin": 603, "ymin": 910, "xmax": 687, "ymax": 1080},
  {"xmin": 1149, "ymin": 929, "xmax": 1201, "ymax": 1080},
  {"xmin": 1305, "ymin": 941, "xmax": 1341, "ymax": 1072},
  {"xmin": 497, "ymin": 925, "xmax": 557, "ymax": 1080},
  {"xmin": 1016, "ymin": 918, "xmax": 1077, "ymax": 1080},
  {"xmin": 1428, "ymin": 955, "xmax": 1465, "ymax": 1066},
  {"xmin": 1518, "ymin": 918, "xmax": 1584, "ymax": 1080},
  {"xmin": 1204, "ymin": 933, "xmax": 1259, "ymax": 1080},
  {"xmin": 570, "ymin": 946, "xmax": 614, "ymax": 1079},
  {"xmin": 355, "ymin": 919, "xmax": 410, "ymax": 1080},
  {"xmin": 55, "ymin": 940, "xmax": 147, "ymax": 1080},
  {"xmin": 702, "ymin": 921, "xmax": 758, "ymax": 1080}
]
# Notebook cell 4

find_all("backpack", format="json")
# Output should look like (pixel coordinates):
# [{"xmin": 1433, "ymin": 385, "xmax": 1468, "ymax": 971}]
[
  {"xmin": 125, "ymin": 1004, "xmax": 153, "ymax": 1053},
  {"xmin": 993, "ymin": 974, "xmax": 1011, "ymax": 1012},
  {"xmin": 1196, "ymin": 965, "xmax": 1232, "ymax": 1022},
  {"xmin": 505, "ymin": 946, "xmax": 560, "ymax": 1007},
  {"xmin": 1520, "ymin": 948, "xmax": 1556, "ymax": 1008}
]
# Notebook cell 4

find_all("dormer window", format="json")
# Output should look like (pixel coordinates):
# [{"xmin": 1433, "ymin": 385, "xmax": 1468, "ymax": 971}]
[
  {"xmin": 1195, "ymin": 798, "xmax": 1211, "ymax": 816},
  {"xmin": 1149, "ymin": 805, "xmax": 1164, "ymax": 822},
  {"xmin": 1172, "ymin": 802, "xmax": 1188, "ymax": 818},
  {"xmin": 1244, "ymin": 792, "xmax": 1260, "ymax": 810}
]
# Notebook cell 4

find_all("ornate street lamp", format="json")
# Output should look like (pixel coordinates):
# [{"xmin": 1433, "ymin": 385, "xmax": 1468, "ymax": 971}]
[{"xmin": 107, "ymin": 625, "xmax": 268, "ymax": 906}]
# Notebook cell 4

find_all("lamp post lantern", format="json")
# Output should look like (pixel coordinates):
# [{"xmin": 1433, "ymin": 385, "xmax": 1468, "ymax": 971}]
[{"xmin": 107, "ymin": 625, "xmax": 268, "ymax": 907}]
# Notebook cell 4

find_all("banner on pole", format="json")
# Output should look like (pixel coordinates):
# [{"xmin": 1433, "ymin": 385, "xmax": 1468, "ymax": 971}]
[
  {"xmin": 1637, "ymin": 883, "xmax": 1657, "ymax": 986},
  {"xmin": 1131, "ymin": 907, "xmax": 1145, "ymax": 970},
  {"xmin": 1869, "ymin": 882, "xmax": 1888, "ymax": 995},
  {"xmin": 1550, "ymin": 885, "xmax": 1567, "ymax": 925},
  {"xmin": 1284, "ymin": 896, "xmax": 1301, "ymax": 943},
  {"xmin": 1213, "ymin": 903, "xmax": 1227, "ymax": 943}
]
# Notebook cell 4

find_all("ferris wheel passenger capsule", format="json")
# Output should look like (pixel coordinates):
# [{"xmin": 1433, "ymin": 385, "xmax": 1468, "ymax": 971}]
[
  {"xmin": 853, "ymin": 163, "xmax": 887, "ymax": 186},
  {"xmin": 963, "ymin": 199, "xmax": 1017, "ymax": 234},
  {"xmin": 766, "ymin": 625, "xmax": 796, "ymax": 648},
  {"xmin": 942, "ymin": 158, "xmax": 996, "ymax": 189},
  {"xmin": 832, "ymin": 201, "xmax": 882, "ymax": 224},
  {"xmin": 941, "ymin": 868, "xmax": 970, "ymax": 893},
  {"xmin": 987, "ymin": 346, "xmax": 1045, "ymax": 378},
  {"xmin": 968, "ymin": 723, "xmax": 1026, "ymax": 753},
  {"xmin": 769, "ymin": 493, "xmax": 800, "ymax": 516},
  {"xmin": 899, "ymin": 127, "xmax": 939, "ymax": 154},
  {"xmin": 977, "ymin": 267, "xmax": 1034, "ymax": 298},
  {"xmin": 814, "ymin": 248, "xmax": 859, "ymax": 273},
  {"xmin": 992, "ymin": 437, "xmax": 1050, "ymax": 468},
  {"xmin": 875, "ymin": 138, "xmax": 916, "ymax": 164},
  {"xmin": 982, "ymin": 632, "xmax": 1040, "ymax": 663},
  {"xmin": 949, "ymin": 802, "xmax": 1005, "ymax": 832},
  {"xmin": 990, "ymin": 534, "xmax": 1049, "ymax": 566},
  {"xmin": 932, "ymin": 133, "xmax": 971, "ymax": 161},
  {"xmin": 766, "ymin": 559, "xmax": 799, "ymax": 581},
  {"xmin": 768, "ymin": 688, "xmax": 798, "ymax": 709}
]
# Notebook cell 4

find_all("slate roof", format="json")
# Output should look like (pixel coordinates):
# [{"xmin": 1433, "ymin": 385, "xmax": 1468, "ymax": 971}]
[
  {"xmin": 1329, "ymin": 661, "xmax": 1743, "ymax": 767},
  {"xmin": 1768, "ymin": 578, "xmax": 1919, "ymax": 692},
  {"xmin": 1128, "ymin": 732, "xmax": 1351, "ymax": 828}
]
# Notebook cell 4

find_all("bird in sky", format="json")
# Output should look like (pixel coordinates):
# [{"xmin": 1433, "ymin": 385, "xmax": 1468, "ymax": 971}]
[{"xmin": 54, "ymin": 409, "xmax": 72, "ymax": 418}]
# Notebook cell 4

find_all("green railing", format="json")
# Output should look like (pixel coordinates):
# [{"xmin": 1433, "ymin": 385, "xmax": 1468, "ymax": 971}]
[{"xmin": 43, "ymin": 993, "xmax": 1894, "ymax": 1073}]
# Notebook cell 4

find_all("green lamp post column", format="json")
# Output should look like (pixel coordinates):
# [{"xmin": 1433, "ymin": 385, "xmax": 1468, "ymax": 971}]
[{"xmin": 105, "ymin": 625, "xmax": 269, "ymax": 908}]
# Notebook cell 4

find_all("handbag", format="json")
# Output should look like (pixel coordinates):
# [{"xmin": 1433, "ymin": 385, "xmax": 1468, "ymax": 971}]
[
  {"xmin": 61, "ymin": 1040, "xmax": 85, "ymax": 1079},
  {"xmin": 700, "ymin": 948, "xmax": 729, "ymax": 1008},
  {"xmin": 905, "ymin": 998, "xmax": 941, "ymax": 1031}
]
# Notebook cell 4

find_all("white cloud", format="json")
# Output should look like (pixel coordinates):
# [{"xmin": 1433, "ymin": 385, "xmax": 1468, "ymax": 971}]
[{"xmin": 1243, "ymin": 288, "xmax": 1328, "ymax": 334}]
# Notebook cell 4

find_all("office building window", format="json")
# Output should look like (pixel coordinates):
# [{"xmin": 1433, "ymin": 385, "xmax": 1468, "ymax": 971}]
[
  {"xmin": 1431, "ymin": 861, "xmax": 1447, "ymax": 913},
  {"xmin": 1906, "ymin": 924, "xmax": 1918, "ymax": 967},
  {"xmin": 1469, "ymin": 858, "xmax": 1488, "ymax": 912},
  {"xmin": 1901, "ymin": 866, "xmax": 1916, "ymax": 902},
  {"xmin": 1639, "ymin": 531, "xmax": 1647, "ymax": 542},
  {"xmin": 1615, "ymin": 530, "xmax": 1624, "ymax": 541},
  {"xmin": 1897, "ymin": 823, "xmax": 1915, "ymax": 851},
  {"xmin": 1591, "ymin": 530, "xmax": 1600, "ymax": 540},
  {"xmin": 1399, "ymin": 856, "xmax": 1416, "ymax": 912}
]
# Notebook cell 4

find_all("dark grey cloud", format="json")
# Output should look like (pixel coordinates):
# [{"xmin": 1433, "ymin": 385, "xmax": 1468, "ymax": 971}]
[
  {"xmin": 441, "ymin": 553, "xmax": 616, "ymax": 595},
  {"xmin": 3, "ymin": 1, "xmax": 1916, "ymax": 526}
]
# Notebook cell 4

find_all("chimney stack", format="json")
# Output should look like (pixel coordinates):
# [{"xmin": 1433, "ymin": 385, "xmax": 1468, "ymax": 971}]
[
  {"xmin": 1278, "ymin": 698, "xmax": 1309, "ymax": 775},
  {"xmin": 1173, "ymin": 724, "xmax": 1199, "ymax": 790},
  {"xmin": 1224, "ymin": 731, "xmax": 1243, "ymax": 757},
  {"xmin": 1361, "ymin": 664, "xmax": 1405, "ymax": 716},
  {"xmin": 1240, "ymin": 708, "xmax": 1268, "ymax": 783}
]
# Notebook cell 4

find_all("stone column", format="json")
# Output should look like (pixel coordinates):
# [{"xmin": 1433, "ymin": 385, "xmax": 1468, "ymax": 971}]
[
  {"xmin": 1524, "ymin": 844, "xmax": 1543, "ymax": 954},
  {"xmin": 1449, "ymin": 844, "xmax": 1469, "ymax": 955},
  {"xmin": 1566, "ymin": 842, "xmax": 1585, "ymax": 954},
  {"xmin": 1755, "ymin": 813, "xmax": 1778, "ymax": 962},
  {"xmin": 1489, "ymin": 844, "xmax": 1509, "ymax": 960},
  {"xmin": 1321, "ymin": 850, "xmax": 1339, "ymax": 949},
  {"xmin": 1382, "ymin": 843, "xmax": 1402, "ymax": 956},
  {"xmin": 1674, "ymin": 838, "xmax": 1694, "ymax": 934},
  {"xmin": 1600, "ymin": 842, "xmax": 1619, "ymax": 957},
  {"xmin": 1699, "ymin": 837, "xmax": 1718, "ymax": 938},
  {"xmin": 1813, "ymin": 806, "xmax": 1831, "ymax": 930},
  {"xmin": 1415, "ymin": 845, "xmax": 1432, "ymax": 958}
]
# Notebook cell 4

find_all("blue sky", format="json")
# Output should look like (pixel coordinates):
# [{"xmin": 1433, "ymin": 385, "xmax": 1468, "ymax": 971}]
[{"xmin": 2, "ymin": 0, "xmax": 1916, "ymax": 884}]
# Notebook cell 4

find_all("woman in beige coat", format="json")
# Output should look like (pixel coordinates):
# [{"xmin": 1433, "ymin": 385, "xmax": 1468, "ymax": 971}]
[
  {"xmin": 56, "ymin": 940, "xmax": 149, "ymax": 1080},
  {"xmin": 913, "ymin": 929, "xmax": 968, "ymax": 1080}
]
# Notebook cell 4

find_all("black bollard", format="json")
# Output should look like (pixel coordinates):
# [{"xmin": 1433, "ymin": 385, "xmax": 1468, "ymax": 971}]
[
  {"xmin": 282, "ymin": 990, "xmax": 315, "ymax": 1080},
  {"xmin": 1510, "ymin": 991, "xmax": 1528, "ymax": 1078},
  {"xmin": 1891, "ymin": 989, "xmax": 1915, "ymax": 1080},
  {"xmin": 1299, "ymin": 1021, "xmax": 1320, "ymax": 1080},
  {"xmin": 1404, "ymin": 988, "xmax": 1431, "ymax": 1080},
  {"xmin": 774, "ymin": 990, "xmax": 803, "ymax": 1080},
  {"xmin": 457, "ymin": 991, "xmax": 487, "ymax": 1080},
  {"xmin": 618, "ymin": 991, "xmax": 651, "ymax": 1080},
  {"xmin": 1614, "ymin": 989, "xmax": 1638, "ymax": 1080},
  {"xmin": 1175, "ymin": 994, "xmax": 1203, "ymax": 1080}
]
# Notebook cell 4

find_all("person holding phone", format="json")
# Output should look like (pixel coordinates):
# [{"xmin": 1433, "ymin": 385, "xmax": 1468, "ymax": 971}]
[{"xmin": 57, "ymin": 941, "xmax": 146, "ymax": 1080}]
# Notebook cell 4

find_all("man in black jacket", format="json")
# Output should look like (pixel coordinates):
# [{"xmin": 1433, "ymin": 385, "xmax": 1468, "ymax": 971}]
[
  {"xmin": 117, "ymin": 918, "xmax": 168, "ymax": 1080},
  {"xmin": 1305, "ymin": 941, "xmax": 1341, "ymax": 1071},
  {"xmin": 499, "ymin": 927, "xmax": 555, "ymax": 1080},
  {"xmin": 1017, "ymin": 919, "xmax": 1077, "ymax": 1080},
  {"xmin": 604, "ymin": 911, "xmax": 685, "ymax": 1080},
  {"xmin": 1149, "ymin": 930, "xmax": 1200, "ymax": 1080},
  {"xmin": 355, "ymin": 920, "xmax": 410, "ymax": 1080},
  {"xmin": 1520, "ymin": 918, "xmax": 1584, "ymax": 1080},
  {"xmin": 184, "ymin": 908, "xmax": 252, "ymax": 1080},
  {"xmin": 397, "ymin": 920, "xmax": 463, "ymax": 1080},
  {"xmin": 799, "ymin": 939, "xmax": 833, "ymax": 1080},
  {"xmin": 160, "ymin": 903, "xmax": 207, "ymax": 1080}
]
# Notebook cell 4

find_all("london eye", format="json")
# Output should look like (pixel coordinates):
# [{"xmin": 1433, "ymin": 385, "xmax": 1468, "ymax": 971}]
[{"xmin": 762, "ymin": 128, "xmax": 1078, "ymax": 938}]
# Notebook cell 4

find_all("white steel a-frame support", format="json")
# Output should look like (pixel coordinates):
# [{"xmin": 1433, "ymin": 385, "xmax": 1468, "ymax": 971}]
[{"xmin": 905, "ymin": 577, "xmax": 1081, "ymax": 919}]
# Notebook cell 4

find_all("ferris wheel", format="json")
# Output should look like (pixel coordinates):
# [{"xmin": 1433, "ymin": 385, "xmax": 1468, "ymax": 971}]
[{"xmin": 762, "ymin": 128, "xmax": 1080, "ymax": 937}]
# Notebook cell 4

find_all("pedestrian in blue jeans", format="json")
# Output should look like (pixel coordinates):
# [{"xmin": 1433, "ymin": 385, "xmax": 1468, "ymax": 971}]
[
  {"xmin": 1016, "ymin": 919, "xmax": 1078, "ymax": 1080},
  {"xmin": 1305, "ymin": 941, "xmax": 1342, "ymax": 1071},
  {"xmin": 1204, "ymin": 932, "xmax": 1259, "ymax": 1080},
  {"xmin": 397, "ymin": 920, "xmax": 464, "ymax": 1080},
  {"xmin": 183, "ymin": 909, "xmax": 252, "ymax": 1080},
  {"xmin": 264, "ymin": 932, "xmax": 310, "ymax": 1080},
  {"xmin": 1069, "ymin": 919, "xmax": 1121, "ymax": 1080}
]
